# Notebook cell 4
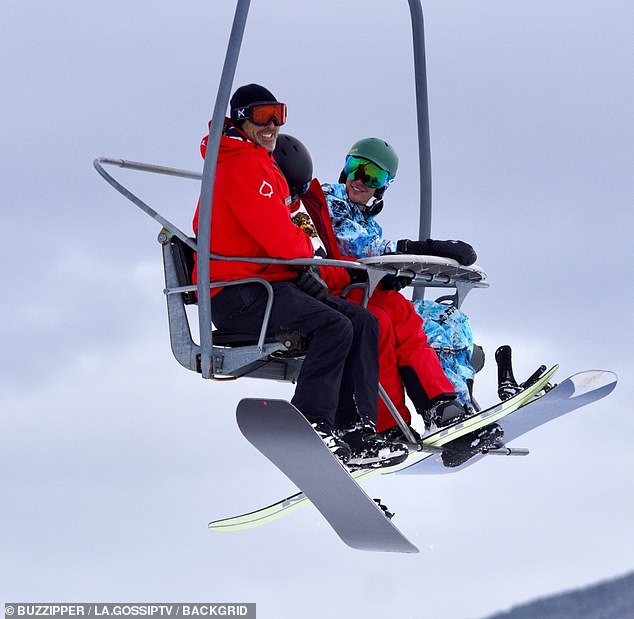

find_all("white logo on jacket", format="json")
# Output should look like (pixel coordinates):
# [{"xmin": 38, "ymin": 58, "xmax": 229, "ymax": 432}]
[{"xmin": 259, "ymin": 180, "xmax": 274, "ymax": 198}]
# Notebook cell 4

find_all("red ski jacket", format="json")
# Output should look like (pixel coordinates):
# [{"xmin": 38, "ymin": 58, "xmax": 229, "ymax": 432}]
[{"xmin": 193, "ymin": 122, "xmax": 314, "ymax": 297}]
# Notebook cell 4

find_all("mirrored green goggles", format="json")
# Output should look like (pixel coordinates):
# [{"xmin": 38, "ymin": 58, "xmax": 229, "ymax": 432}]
[{"xmin": 343, "ymin": 156, "xmax": 391, "ymax": 189}]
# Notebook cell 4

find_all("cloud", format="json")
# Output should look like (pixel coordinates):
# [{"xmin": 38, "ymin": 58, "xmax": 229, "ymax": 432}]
[{"xmin": 2, "ymin": 1, "xmax": 633, "ymax": 617}]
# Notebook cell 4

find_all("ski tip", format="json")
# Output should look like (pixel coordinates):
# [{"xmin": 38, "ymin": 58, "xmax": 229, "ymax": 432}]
[{"xmin": 569, "ymin": 370, "xmax": 617, "ymax": 397}]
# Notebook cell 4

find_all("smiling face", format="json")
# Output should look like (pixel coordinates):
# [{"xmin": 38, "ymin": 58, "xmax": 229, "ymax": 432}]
[
  {"xmin": 242, "ymin": 119, "xmax": 279, "ymax": 152},
  {"xmin": 345, "ymin": 177, "xmax": 376, "ymax": 206}
]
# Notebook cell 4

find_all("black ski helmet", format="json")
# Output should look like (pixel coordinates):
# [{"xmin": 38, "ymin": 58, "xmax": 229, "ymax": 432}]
[{"xmin": 274, "ymin": 134, "xmax": 313, "ymax": 199}]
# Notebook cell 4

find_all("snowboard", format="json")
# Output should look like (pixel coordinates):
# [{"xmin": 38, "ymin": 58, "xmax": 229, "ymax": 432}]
[
  {"xmin": 233, "ymin": 398, "xmax": 419, "ymax": 553},
  {"xmin": 209, "ymin": 364, "xmax": 559, "ymax": 532},
  {"xmin": 397, "ymin": 368, "xmax": 617, "ymax": 474}
]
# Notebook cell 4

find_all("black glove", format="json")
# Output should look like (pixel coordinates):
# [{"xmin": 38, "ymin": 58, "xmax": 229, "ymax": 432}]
[
  {"xmin": 346, "ymin": 268, "xmax": 368, "ymax": 285},
  {"xmin": 380, "ymin": 273, "xmax": 414, "ymax": 291},
  {"xmin": 396, "ymin": 238, "xmax": 477, "ymax": 266},
  {"xmin": 296, "ymin": 266, "xmax": 328, "ymax": 301}
]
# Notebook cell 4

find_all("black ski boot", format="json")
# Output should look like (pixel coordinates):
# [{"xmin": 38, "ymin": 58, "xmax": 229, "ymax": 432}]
[
  {"xmin": 311, "ymin": 422, "xmax": 352, "ymax": 463},
  {"xmin": 495, "ymin": 345, "xmax": 522, "ymax": 400},
  {"xmin": 336, "ymin": 419, "xmax": 409, "ymax": 470},
  {"xmin": 423, "ymin": 394, "xmax": 466, "ymax": 430},
  {"xmin": 379, "ymin": 424, "xmax": 423, "ymax": 444}
]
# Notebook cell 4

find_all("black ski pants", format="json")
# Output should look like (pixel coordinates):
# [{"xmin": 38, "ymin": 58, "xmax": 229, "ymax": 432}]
[{"xmin": 211, "ymin": 281, "xmax": 379, "ymax": 429}]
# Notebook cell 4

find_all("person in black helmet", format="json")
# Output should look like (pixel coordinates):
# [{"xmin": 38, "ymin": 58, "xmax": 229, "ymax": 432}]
[{"xmin": 273, "ymin": 134, "xmax": 313, "ymax": 203}]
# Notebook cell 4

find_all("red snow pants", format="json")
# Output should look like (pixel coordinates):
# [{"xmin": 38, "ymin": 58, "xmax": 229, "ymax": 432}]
[{"xmin": 347, "ymin": 287, "xmax": 455, "ymax": 432}]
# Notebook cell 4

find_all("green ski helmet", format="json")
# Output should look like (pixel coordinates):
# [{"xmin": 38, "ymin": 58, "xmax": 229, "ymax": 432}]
[
  {"xmin": 339, "ymin": 137, "xmax": 399, "ymax": 215},
  {"xmin": 348, "ymin": 137, "xmax": 399, "ymax": 178}
]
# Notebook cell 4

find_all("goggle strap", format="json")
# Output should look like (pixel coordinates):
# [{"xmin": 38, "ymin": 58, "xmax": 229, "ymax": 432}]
[{"xmin": 232, "ymin": 106, "xmax": 250, "ymax": 123}]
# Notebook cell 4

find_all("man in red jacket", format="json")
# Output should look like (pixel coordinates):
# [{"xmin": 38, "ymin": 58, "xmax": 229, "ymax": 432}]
[{"xmin": 193, "ymin": 84, "xmax": 406, "ymax": 467}]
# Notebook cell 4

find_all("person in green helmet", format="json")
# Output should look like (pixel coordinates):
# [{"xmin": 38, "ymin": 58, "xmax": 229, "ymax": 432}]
[{"xmin": 306, "ymin": 138, "xmax": 478, "ymax": 440}]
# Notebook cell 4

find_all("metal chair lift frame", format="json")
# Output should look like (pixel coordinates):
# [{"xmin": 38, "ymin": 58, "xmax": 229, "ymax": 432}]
[{"xmin": 94, "ymin": 0, "xmax": 488, "ymax": 438}]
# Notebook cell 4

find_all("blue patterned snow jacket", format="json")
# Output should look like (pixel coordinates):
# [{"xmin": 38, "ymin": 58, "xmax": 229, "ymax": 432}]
[{"xmin": 322, "ymin": 183, "xmax": 397, "ymax": 257}]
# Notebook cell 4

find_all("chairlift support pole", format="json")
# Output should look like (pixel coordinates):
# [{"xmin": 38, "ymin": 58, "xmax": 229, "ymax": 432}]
[
  {"xmin": 408, "ymin": 0, "xmax": 433, "ymax": 301},
  {"xmin": 197, "ymin": 0, "xmax": 252, "ymax": 378}
]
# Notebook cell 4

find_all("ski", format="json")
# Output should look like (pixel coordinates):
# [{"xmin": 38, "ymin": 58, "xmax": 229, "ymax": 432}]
[
  {"xmin": 397, "ymin": 368, "xmax": 617, "ymax": 474},
  {"xmin": 209, "ymin": 365, "xmax": 558, "ymax": 532},
  {"xmin": 233, "ymin": 398, "xmax": 419, "ymax": 553}
]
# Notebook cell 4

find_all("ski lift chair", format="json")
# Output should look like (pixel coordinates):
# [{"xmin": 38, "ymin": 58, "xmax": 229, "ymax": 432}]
[
  {"xmin": 94, "ymin": 156, "xmax": 488, "ymax": 393},
  {"xmin": 163, "ymin": 226, "xmax": 489, "ymax": 379}
]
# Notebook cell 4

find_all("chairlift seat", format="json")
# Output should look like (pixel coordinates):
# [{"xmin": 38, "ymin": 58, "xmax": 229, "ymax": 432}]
[
  {"xmin": 93, "ymin": 157, "xmax": 487, "ymax": 389},
  {"xmin": 161, "ymin": 230, "xmax": 306, "ymax": 381}
]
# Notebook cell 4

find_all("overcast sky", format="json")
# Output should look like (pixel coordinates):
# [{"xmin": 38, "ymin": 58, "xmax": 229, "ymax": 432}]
[{"xmin": 2, "ymin": 1, "xmax": 633, "ymax": 618}]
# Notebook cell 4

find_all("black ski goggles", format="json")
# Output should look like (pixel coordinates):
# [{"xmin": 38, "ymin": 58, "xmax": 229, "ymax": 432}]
[{"xmin": 232, "ymin": 101, "xmax": 287, "ymax": 126}]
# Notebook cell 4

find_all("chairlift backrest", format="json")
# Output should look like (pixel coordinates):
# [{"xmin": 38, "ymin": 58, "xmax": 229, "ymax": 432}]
[
  {"xmin": 160, "ymin": 226, "xmax": 311, "ymax": 381},
  {"xmin": 168, "ymin": 235, "xmax": 197, "ymax": 306}
]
